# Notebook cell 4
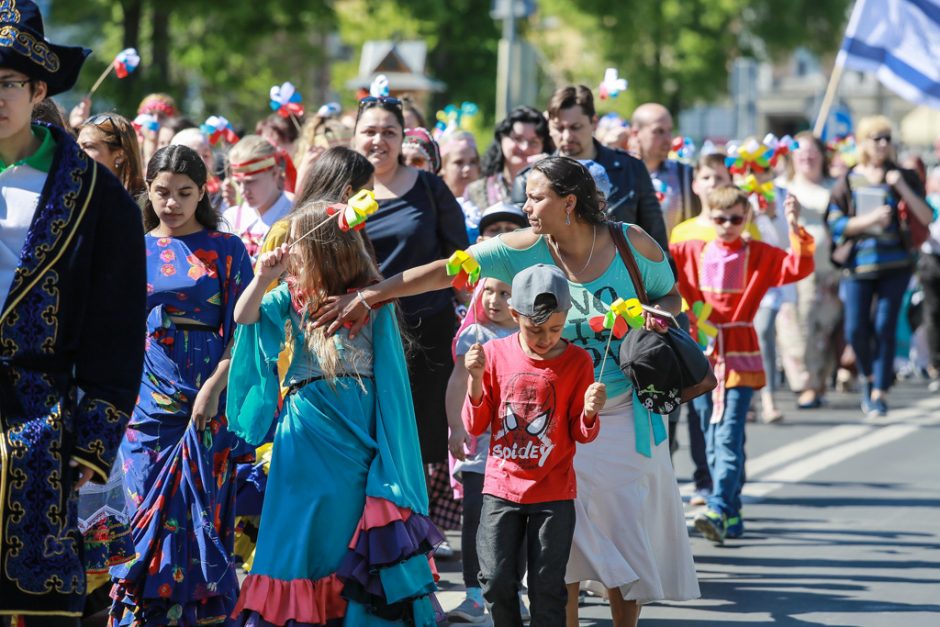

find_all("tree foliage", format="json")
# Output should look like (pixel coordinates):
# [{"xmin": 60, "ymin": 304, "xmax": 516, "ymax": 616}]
[{"xmin": 47, "ymin": 0, "xmax": 850, "ymax": 127}]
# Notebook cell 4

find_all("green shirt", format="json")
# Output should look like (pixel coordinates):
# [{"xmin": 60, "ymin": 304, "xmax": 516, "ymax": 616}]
[{"xmin": 0, "ymin": 125, "xmax": 56, "ymax": 174}]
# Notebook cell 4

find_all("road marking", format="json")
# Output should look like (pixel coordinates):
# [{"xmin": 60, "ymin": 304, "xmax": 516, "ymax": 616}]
[{"xmin": 683, "ymin": 391, "xmax": 940, "ymax": 502}]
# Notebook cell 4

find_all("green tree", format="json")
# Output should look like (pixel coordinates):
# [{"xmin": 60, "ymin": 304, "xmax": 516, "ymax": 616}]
[{"xmin": 534, "ymin": 0, "xmax": 852, "ymax": 116}]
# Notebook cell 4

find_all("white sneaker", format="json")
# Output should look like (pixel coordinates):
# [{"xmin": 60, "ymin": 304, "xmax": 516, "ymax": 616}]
[{"xmin": 433, "ymin": 540, "xmax": 455, "ymax": 559}]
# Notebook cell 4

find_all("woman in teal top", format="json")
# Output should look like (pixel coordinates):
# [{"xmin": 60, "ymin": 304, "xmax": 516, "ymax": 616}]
[{"xmin": 318, "ymin": 157, "xmax": 700, "ymax": 626}]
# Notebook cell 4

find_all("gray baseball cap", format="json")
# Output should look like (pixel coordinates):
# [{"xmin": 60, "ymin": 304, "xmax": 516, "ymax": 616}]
[{"xmin": 510, "ymin": 264, "xmax": 572, "ymax": 325}]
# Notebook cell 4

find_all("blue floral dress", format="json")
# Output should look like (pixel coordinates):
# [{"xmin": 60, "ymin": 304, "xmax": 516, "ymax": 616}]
[{"xmin": 110, "ymin": 230, "xmax": 253, "ymax": 625}]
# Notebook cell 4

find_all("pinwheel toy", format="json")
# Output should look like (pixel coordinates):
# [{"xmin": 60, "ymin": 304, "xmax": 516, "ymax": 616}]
[
  {"xmin": 290, "ymin": 190, "xmax": 379, "ymax": 247},
  {"xmin": 326, "ymin": 189, "xmax": 379, "ymax": 232},
  {"xmin": 445, "ymin": 250, "xmax": 481, "ymax": 291},
  {"xmin": 670, "ymin": 136, "xmax": 696, "ymax": 162},
  {"xmin": 316, "ymin": 102, "xmax": 342, "ymax": 118},
  {"xmin": 433, "ymin": 102, "xmax": 480, "ymax": 140},
  {"xmin": 739, "ymin": 174, "xmax": 776, "ymax": 208},
  {"xmin": 599, "ymin": 68, "xmax": 628, "ymax": 100},
  {"xmin": 88, "ymin": 48, "xmax": 140, "ymax": 97},
  {"xmin": 725, "ymin": 138, "xmax": 772, "ymax": 175},
  {"xmin": 653, "ymin": 178, "xmax": 669, "ymax": 205},
  {"xmin": 689, "ymin": 301, "xmax": 718, "ymax": 348},
  {"xmin": 592, "ymin": 297, "xmax": 644, "ymax": 379},
  {"xmin": 270, "ymin": 81, "xmax": 304, "ymax": 134},
  {"xmin": 370, "ymin": 74, "xmax": 390, "ymax": 98},
  {"xmin": 132, "ymin": 113, "xmax": 160, "ymax": 134},
  {"xmin": 200, "ymin": 116, "xmax": 239, "ymax": 146},
  {"xmin": 763, "ymin": 133, "xmax": 799, "ymax": 167}
]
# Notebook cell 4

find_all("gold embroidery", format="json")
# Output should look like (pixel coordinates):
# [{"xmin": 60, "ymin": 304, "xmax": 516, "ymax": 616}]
[
  {"xmin": 0, "ymin": 25, "xmax": 60, "ymax": 73},
  {"xmin": 0, "ymin": 0, "xmax": 21, "ymax": 24}
]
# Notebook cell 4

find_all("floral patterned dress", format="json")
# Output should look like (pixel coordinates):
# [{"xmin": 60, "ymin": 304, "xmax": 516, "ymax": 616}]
[{"xmin": 110, "ymin": 230, "xmax": 253, "ymax": 625}]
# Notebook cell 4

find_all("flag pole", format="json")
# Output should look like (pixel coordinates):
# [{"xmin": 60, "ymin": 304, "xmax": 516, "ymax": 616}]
[{"xmin": 813, "ymin": 53, "xmax": 847, "ymax": 138}]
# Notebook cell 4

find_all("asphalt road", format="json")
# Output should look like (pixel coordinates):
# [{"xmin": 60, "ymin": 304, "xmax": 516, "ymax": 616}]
[{"xmin": 435, "ymin": 379, "xmax": 940, "ymax": 626}]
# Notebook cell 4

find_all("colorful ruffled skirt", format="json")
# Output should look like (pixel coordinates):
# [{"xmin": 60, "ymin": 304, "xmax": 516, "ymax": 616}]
[{"xmin": 231, "ymin": 377, "xmax": 443, "ymax": 626}]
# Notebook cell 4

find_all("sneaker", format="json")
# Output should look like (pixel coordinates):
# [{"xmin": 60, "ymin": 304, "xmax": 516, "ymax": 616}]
[
  {"xmin": 433, "ymin": 540, "xmax": 455, "ymax": 559},
  {"xmin": 860, "ymin": 381, "xmax": 876, "ymax": 416},
  {"xmin": 519, "ymin": 591, "xmax": 530, "ymax": 623},
  {"xmin": 448, "ymin": 595, "xmax": 486, "ymax": 623},
  {"xmin": 871, "ymin": 397, "xmax": 888, "ymax": 417},
  {"xmin": 694, "ymin": 509, "xmax": 726, "ymax": 545},
  {"xmin": 929, "ymin": 378, "xmax": 940, "ymax": 393},
  {"xmin": 725, "ymin": 513, "xmax": 744, "ymax": 539},
  {"xmin": 690, "ymin": 488, "xmax": 710, "ymax": 506}
]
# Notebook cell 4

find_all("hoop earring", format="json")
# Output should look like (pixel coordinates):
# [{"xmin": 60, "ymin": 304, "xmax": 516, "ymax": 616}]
[{"xmin": 565, "ymin": 211, "xmax": 571, "ymax": 225}]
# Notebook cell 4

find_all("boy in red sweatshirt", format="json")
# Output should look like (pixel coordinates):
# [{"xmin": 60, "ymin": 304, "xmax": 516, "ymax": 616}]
[
  {"xmin": 670, "ymin": 187, "xmax": 814, "ymax": 544},
  {"xmin": 463, "ymin": 263, "xmax": 605, "ymax": 626}
]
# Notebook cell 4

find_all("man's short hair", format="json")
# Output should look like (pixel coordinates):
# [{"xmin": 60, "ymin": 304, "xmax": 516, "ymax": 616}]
[
  {"xmin": 707, "ymin": 187, "xmax": 750, "ymax": 212},
  {"xmin": 547, "ymin": 85, "xmax": 596, "ymax": 120}
]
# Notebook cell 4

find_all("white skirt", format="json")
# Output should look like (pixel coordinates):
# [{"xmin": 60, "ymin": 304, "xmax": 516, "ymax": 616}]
[{"xmin": 566, "ymin": 392, "xmax": 700, "ymax": 604}]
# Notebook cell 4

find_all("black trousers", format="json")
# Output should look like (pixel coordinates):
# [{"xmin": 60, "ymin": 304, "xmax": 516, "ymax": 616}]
[
  {"xmin": 462, "ymin": 472, "xmax": 527, "ymax": 589},
  {"xmin": 918, "ymin": 253, "xmax": 940, "ymax": 371},
  {"xmin": 477, "ymin": 495, "xmax": 575, "ymax": 627}
]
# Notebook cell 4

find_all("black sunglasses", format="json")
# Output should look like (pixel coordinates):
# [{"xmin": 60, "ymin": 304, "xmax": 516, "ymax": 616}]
[
  {"xmin": 869, "ymin": 134, "xmax": 892, "ymax": 144},
  {"xmin": 711, "ymin": 215, "xmax": 746, "ymax": 226},
  {"xmin": 84, "ymin": 113, "xmax": 119, "ymax": 128},
  {"xmin": 358, "ymin": 96, "xmax": 403, "ymax": 110}
]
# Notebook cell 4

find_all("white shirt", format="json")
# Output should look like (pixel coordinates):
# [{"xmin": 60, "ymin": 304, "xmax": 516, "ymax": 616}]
[
  {"xmin": 221, "ymin": 192, "xmax": 292, "ymax": 259},
  {"xmin": 0, "ymin": 164, "xmax": 48, "ymax": 305}
]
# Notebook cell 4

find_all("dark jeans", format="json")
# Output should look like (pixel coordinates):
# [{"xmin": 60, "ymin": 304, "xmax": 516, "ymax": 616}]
[
  {"xmin": 477, "ymin": 495, "xmax": 575, "ymax": 627},
  {"xmin": 918, "ymin": 253, "xmax": 940, "ymax": 371},
  {"xmin": 842, "ymin": 269, "xmax": 911, "ymax": 391},
  {"xmin": 686, "ymin": 401, "xmax": 712, "ymax": 491},
  {"xmin": 462, "ymin": 472, "xmax": 526, "ymax": 589}
]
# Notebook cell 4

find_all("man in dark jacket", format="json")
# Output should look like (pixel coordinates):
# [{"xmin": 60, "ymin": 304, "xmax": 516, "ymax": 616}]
[
  {"xmin": 0, "ymin": 2, "xmax": 147, "ymax": 622},
  {"xmin": 540, "ymin": 85, "xmax": 669, "ymax": 251}
]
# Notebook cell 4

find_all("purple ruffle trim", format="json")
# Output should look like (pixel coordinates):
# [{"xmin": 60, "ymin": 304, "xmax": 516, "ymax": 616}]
[{"xmin": 336, "ymin": 513, "xmax": 443, "ymax": 597}]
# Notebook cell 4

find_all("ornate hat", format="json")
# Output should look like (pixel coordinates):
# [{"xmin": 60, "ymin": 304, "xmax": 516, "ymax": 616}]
[{"xmin": 0, "ymin": 0, "xmax": 90, "ymax": 96}]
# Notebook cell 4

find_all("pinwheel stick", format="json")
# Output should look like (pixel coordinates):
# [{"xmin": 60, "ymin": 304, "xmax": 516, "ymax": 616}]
[
  {"xmin": 597, "ymin": 327, "xmax": 616, "ymax": 381},
  {"xmin": 289, "ymin": 112, "xmax": 303, "ymax": 135},
  {"xmin": 289, "ymin": 212, "xmax": 339, "ymax": 249},
  {"xmin": 87, "ymin": 64, "xmax": 114, "ymax": 98}
]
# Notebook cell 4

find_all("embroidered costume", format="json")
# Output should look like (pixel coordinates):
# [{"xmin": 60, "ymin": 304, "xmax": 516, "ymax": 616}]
[
  {"xmin": 0, "ymin": 122, "xmax": 147, "ymax": 615},
  {"xmin": 227, "ymin": 286, "xmax": 442, "ymax": 626},
  {"xmin": 109, "ymin": 231, "xmax": 253, "ymax": 625}
]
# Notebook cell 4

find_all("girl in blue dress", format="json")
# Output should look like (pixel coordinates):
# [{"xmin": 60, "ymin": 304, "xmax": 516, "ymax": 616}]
[
  {"xmin": 227, "ymin": 201, "xmax": 442, "ymax": 626},
  {"xmin": 110, "ymin": 145, "xmax": 254, "ymax": 625}
]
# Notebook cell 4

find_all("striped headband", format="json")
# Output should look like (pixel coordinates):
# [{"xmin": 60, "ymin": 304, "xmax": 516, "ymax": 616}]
[{"xmin": 230, "ymin": 155, "xmax": 278, "ymax": 178}]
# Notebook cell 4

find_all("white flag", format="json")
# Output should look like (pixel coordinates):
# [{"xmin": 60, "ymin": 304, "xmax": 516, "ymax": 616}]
[{"xmin": 838, "ymin": 0, "xmax": 940, "ymax": 108}]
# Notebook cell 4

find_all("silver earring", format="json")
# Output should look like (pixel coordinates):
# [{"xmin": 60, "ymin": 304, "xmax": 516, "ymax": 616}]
[{"xmin": 565, "ymin": 212, "xmax": 571, "ymax": 225}]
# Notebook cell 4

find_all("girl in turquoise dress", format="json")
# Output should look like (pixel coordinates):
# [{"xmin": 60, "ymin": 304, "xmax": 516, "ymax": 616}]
[{"xmin": 228, "ymin": 201, "xmax": 442, "ymax": 626}]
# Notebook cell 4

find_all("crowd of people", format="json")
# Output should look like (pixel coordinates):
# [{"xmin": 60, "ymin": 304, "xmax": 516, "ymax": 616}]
[{"xmin": 3, "ymin": 2, "xmax": 940, "ymax": 626}]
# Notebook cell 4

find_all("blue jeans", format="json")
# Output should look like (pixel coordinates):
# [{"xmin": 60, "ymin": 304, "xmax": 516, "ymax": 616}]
[
  {"xmin": 686, "ymin": 401, "xmax": 711, "ymax": 491},
  {"xmin": 842, "ymin": 269, "xmax": 911, "ymax": 391},
  {"xmin": 693, "ymin": 387, "xmax": 754, "ymax": 517}
]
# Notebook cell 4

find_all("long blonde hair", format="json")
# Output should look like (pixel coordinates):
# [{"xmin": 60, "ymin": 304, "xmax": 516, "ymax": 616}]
[{"xmin": 287, "ymin": 201, "xmax": 382, "ymax": 384}]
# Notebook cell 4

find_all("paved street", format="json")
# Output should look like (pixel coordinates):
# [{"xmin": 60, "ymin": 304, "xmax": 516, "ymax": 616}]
[{"xmin": 435, "ymin": 380, "xmax": 940, "ymax": 626}]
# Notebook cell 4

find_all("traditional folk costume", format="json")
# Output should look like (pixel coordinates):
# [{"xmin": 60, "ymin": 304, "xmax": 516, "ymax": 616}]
[
  {"xmin": 109, "ymin": 231, "xmax": 253, "ymax": 624},
  {"xmin": 227, "ymin": 286, "xmax": 442, "ymax": 626},
  {"xmin": 0, "ymin": 2, "xmax": 148, "ymax": 619},
  {"xmin": 670, "ymin": 227, "xmax": 814, "ymax": 529}
]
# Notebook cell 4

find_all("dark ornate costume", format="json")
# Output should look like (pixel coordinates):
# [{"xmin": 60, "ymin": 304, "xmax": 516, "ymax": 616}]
[{"xmin": 0, "ymin": 123, "xmax": 147, "ymax": 617}]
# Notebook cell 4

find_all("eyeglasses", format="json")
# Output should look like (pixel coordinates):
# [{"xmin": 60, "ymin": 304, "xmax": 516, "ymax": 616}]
[
  {"xmin": 358, "ymin": 96, "xmax": 403, "ymax": 110},
  {"xmin": 711, "ymin": 215, "xmax": 746, "ymax": 225},
  {"xmin": 869, "ymin": 134, "xmax": 892, "ymax": 144},
  {"xmin": 0, "ymin": 79, "xmax": 31, "ymax": 95}
]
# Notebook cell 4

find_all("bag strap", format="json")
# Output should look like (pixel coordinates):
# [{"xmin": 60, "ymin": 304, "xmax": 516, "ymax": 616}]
[{"xmin": 607, "ymin": 221, "xmax": 650, "ymax": 305}]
